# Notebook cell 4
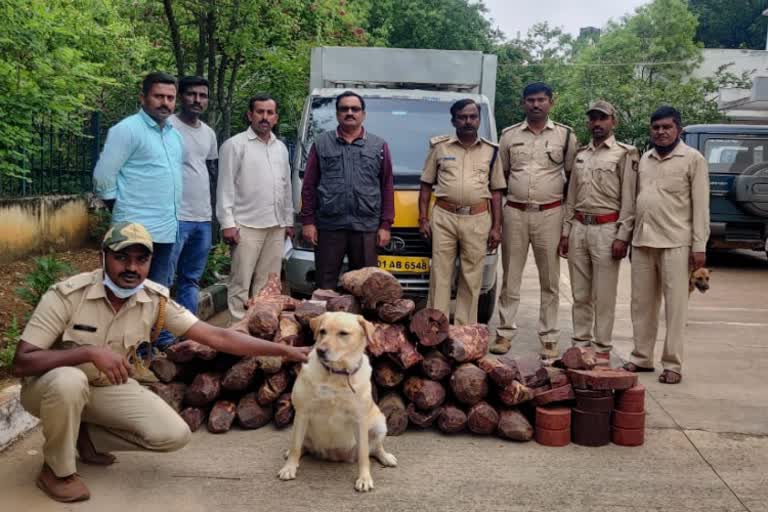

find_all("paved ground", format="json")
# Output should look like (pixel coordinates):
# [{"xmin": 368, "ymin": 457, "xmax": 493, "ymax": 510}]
[{"xmin": 1, "ymin": 249, "xmax": 767, "ymax": 512}]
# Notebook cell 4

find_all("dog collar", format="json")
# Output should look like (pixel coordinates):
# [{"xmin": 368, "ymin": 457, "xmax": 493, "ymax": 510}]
[{"xmin": 319, "ymin": 357, "xmax": 363, "ymax": 393}]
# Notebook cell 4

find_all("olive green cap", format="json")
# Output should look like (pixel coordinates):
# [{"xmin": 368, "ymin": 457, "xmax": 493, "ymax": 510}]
[{"xmin": 102, "ymin": 222, "xmax": 153, "ymax": 253}]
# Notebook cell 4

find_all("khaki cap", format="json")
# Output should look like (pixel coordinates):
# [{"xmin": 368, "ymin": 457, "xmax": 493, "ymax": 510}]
[
  {"xmin": 587, "ymin": 100, "xmax": 616, "ymax": 116},
  {"xmin": 102, "ymin": 222, "xmax": 154, "ymax": 253}
]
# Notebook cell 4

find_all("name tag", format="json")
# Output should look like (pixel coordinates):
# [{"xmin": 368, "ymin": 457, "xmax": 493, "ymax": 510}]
[
  {"xmin": 512, "ymin": 142, "xmax": 525, "ymax": 147},
  {"xmin": 73, "ymin": 324, "xmax": 98, "ymax": 333},
  {"xmin": 440, "ymin": 156, "xmax": 456, "ymax": 161}
]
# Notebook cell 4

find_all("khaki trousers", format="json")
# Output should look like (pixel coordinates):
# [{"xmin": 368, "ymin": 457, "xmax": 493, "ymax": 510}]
[
  {"xmin": 567, "ymin": 221, "xmax": 622, "ymax": 352},
  {"xmin": 228, "ymin": 224, "xmax": 285, "ymax": 320},
  {"xmin": 497, "ymin": 205, "xmax": 563, "ymax": 344},
  {"xmin": 20, "ymin": 367, "xmax": 190, "ymax": 477},
  {"xmin": 427, "ymin": 207, "xmax": 491, "ymax": 325},
  {"xmin": 630, "ymin": 245, "xmax": 690, "ymax": 373}
]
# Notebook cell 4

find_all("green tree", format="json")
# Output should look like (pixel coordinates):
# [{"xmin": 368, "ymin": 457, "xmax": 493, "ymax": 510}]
[
  {"xmin": 690, "ymin": 0, "xmax": 768, "ymax": 49},
  {"xmin": 367, "ymin": 0, "xmax": 500, "ymax": 51},
  {"xmin": 554, "ymin": 0, "xmax": 731, "ymax": 147},
  {"xmin": 0, "ymin": 0, "xmax": 150, "ymax": 180}
]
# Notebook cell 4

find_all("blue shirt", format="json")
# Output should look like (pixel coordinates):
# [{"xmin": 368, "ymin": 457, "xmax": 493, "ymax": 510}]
[{"xmin": 93, "ymin": 109, "xmax": 183, "ymax": 243}]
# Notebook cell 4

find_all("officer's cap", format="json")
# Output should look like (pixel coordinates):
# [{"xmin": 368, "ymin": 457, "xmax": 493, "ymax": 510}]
[
  {"xmin": 587, "ymin": 100, "xmax": 616, "ymax": 117},
  {"xmin": 102, "ymin": 222, "xmax": 154, "ymax": 254}
]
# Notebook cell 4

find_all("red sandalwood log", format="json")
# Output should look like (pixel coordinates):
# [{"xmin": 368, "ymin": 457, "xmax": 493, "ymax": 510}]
[
  {"xmin": 497, "ymin": 409, "xmax": 534, "ymax": 441},
  {"xmin": 403, "ymin": 377, "xmax": 447, "ymax": 410},
  {"xmin": 165, "ymin": 340, "xmax": 217, "ymax": 363},
  {"xmin": 567, "ymin": 368, "xmax": 638, "ymax": 391},
  {"xmin": 207, "ymin": 400, "xmax": 237, "ymax": 433},
  {"xmin": 477, "ymin": 356, "xmax": 520, "ymax": 387},
  {"xmin": 184, "ymin": 372, "xmax": 221, "ymax": 407},
  {"xmin": 467, "ymin": 401, "xmax": 500, "ymax": 435},
  {"xmin": 437, "ymin": 404, "xmax": 467, "ymax": 434},
  {"xmin": 442, "ymin": 324, "xmax": 489, "ymax": 363},
  {"xmin": 179, "ymin": 406, "xmax": 207, "ymax": 432},
  {"xmin": 150, "ymin": 357, "xmax": 184, "ymax": 383},
  {"xmin": 311, "ymin": 289, "xmax": 340, "ymax": 302},
  {"xmin": 373, "ymin": 359, "xmax": 405, "ymax": 388},
  {"xmin": 274, "ymin": 393, "xmax": 294, "ymax": 428},
  {"xmin": 148, "ymin": 382, "xmax": 187, "ymax": 412},
  {"xmin": 560, "ymin": 346, "xmax": 598, "ymax": 370},
  {"xmin": 237, "ymin": 392, "xmax": 274, "ymax": 429},
  {"xmin": 340, "ymin": 267, "xmax": 403, "ymax": 309},
  {"xmin": 533, "ymin": 384, "xmax": 576, "ymax": 406},
  {"xmin": 449, "ymin": 363, "xmax": 488, "ymax": 406},
  {"xmin": 376, "ymin": 298, "xmax": 416, "ymax": 323},
  {"xmin": 294, "ymin": 301, "xmax": 327, "ymax": 327},
  {"xmin": 257, "ymin": 370, "xmax": 288, "ymax": 405},
  {"xmin": 421, "ymin": 350, "xmax": 453, "ymax": 381},
  {"xmin": 409, "ymin": 308, "xmax": 449, "ymax": 347},
  {"xmin": 497, "ymin": 381, "xmax": 535, "ymax": 407},
  {"xmin": 406, "ymin": 404, "xmax": 443, "ymax": 429},
  {"xmin": 221, "ymin": 356, "xmax": 260, "ymax": 391},
  {"xmin": 378, "ymin": 393, "xmax": 408, "ymax": 436},
  {"xmin": 326, "ymin": 295, "xmax": 362, "ymax": 314}
]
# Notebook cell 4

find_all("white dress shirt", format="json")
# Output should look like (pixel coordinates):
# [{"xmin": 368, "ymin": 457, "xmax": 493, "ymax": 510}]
[{"xmin": 216, "ymin": 127, "xmax": 293, "ymax": 230}]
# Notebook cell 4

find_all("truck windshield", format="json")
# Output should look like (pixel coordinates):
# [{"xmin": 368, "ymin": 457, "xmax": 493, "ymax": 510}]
[{"xmin": 306, "ymin": 96, "xmax": 491, "ymax": 175}]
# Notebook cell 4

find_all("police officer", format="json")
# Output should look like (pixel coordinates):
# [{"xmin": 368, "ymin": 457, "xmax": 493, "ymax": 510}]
[
  {"xmin": 11, "ymin": 222, "xmax": 309, "ymax": 503},
  {"xmin": 559, "ymin": 101, "xmax": 639, "ymax": 360},
  {"xmin": 624, "ymin": 106, "xmax": 709, "ymax": 385},
  {"xmin": 418, "ymin": 99, "xmax": 506, "ymax": 325},
  {"xmin": 491, "ymin": 82, "xmax": 578, "ymax": 358}
]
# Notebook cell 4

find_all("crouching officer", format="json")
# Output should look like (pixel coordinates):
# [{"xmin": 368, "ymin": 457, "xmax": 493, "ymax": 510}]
[
  {"xmin": 11, "ymin": 222, "xmax": 310, "ymax": 502},
  {"xmin": 559, "ymin": 101, "xmax": 638, "ymax": 360},
  {"xmin": 418, "ymin": 99, "xmax": 506, "ymax": 325}
]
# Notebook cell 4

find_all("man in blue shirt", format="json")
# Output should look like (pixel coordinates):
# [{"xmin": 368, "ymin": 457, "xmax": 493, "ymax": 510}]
[{"xmin": 94, "ymin": 72, "xmax": 183, "ymax": 295}]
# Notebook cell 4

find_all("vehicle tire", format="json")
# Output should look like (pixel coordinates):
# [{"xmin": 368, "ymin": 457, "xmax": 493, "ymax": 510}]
[
  {"xmin": 737, "ymin": 163, "xmax": 768, "ymax": 217},
  {"xmin": 477, "ymin": 280, "xmax": 497, "ymax": 324}
]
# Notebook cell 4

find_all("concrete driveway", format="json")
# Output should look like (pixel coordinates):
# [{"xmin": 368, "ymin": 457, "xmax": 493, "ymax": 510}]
[{"xmin": 1, "ymin": 249, "xmax": 766, "ymax": 512}]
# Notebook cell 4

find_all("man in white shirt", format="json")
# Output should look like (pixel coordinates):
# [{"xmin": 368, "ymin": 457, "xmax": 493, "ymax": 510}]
[
  {"xmin": 167, "ymin": 76, "xmax": 218, "ymax": 340},
  {"xmin": 217, "ymin": 95, "xmax": 294, "ymax": 320}
]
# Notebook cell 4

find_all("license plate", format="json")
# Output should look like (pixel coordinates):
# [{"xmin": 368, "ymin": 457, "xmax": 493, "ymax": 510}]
[{"xmin": 377, "ymin": 255, "xmax": 430, "ymax": 274}]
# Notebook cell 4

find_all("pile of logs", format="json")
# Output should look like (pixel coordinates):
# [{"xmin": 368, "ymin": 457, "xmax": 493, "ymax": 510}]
[{"xmin": 147, "ymin": 267, "xmax": 636, "ymax": 444}]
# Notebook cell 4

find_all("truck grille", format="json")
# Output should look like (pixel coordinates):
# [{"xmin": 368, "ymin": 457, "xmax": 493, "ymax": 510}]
[{"xmin": 379, "ymin": 228, "xmax": 431, "ymax": 256}]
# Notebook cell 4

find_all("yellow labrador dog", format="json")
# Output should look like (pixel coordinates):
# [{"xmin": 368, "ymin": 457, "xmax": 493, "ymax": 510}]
[{"xmin": 277, "ymin": 312, "xmax": 397, "ymax": 492}]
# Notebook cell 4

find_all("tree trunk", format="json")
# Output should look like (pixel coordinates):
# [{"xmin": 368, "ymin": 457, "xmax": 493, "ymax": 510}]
[{"xmin": 162, "ymin": 0, "xmax": 185, "ymax": 78}]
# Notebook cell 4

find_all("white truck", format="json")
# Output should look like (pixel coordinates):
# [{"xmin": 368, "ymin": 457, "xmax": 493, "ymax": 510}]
[{"xmin": 285, "ymin": 46, "xmax": 500, "ymax": 321}]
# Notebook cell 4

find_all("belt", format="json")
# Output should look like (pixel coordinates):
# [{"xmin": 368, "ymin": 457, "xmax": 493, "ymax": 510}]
[
  {"xmin": 575, "ymin": 211, "xmax": 619, "ymax": 225},
  {"xmin": 506, "ymin": 200, "xmax": 562, "ymax": 212},
  {"xmin": 435, "ymin": 199, "xmax": 489, "ymax": 215}
]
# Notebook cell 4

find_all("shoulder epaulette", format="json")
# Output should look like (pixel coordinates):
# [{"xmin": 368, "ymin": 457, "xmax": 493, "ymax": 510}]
[
  {"xmin": 143, "ymin": 279, "xmax": 170, "ymax": 298},
  {"xmin": 480, "ymin": 137, "xmax": 499, "ymax": 148},
  {"xmin": 553, "ymin": 122, "xmax": 574, "ymax": 132},
  {"xmin": 501, "ymin": 122, "xmax": 523, "ymax": 135},
  {"xmin": 53, "ymin": 271, "xmax": 98, "ymax": 296},
  {"xmin": 429, "ymin": 135, "xmax": 452, "ymax": 147},
  {"xmin": 616, "ymin": 141, "xmax": 638, "ymax": 153}
]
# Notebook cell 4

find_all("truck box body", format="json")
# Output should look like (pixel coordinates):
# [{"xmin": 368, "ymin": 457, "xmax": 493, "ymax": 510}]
[{"xmin": 286, "ymin": 47, "xmax": 500, "ymax": 321}]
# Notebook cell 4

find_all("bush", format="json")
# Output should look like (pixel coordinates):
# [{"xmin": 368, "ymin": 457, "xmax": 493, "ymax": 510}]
[
  {"xmin": 15, "ymin": 255, "xmax": 75, "ymax": 309},
  {"xmin": 0, "ymin": 317, "xmax": 20, "ymax": 370},
  {"xmin": 200, "ymin": 242, "xmax": 231, "ymax": 288},
  {"xmin": 88, "ymin": 207, "xmax": 112, "ymax": 242}
]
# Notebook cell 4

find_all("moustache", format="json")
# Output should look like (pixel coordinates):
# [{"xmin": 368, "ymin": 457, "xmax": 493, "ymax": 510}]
[
  {"xmin": 119, "ymin": 272, "xmax": 140, "ymax": 280},
  {"xmin": 345, "ymin": 115, "xmax": 355, "ymax": 120}
]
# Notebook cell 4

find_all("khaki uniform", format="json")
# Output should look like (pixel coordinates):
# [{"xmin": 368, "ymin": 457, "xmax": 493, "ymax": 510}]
[
  {"xmin": 497, "ymin": 120, "xmax": 578, "ymax": 345},
  {"xmin": 19, "ymin": 270, "xmax": 198, "ymax": 477},
  {"xmin": 562, "ymin": 136, "xmax": 639, "ymax": 352},
  {"xmin": 421, "ymin": 135, "xmax": 506, "ymax": 325},
  {"xmin": 630, "ymin": 142, "xmax": 710, "ymax": 373}
]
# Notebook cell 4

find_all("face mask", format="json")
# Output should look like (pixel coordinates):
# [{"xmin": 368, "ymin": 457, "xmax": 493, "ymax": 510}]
[{"xmin": 102, "ymin": 254, "xmax": 144, "ymax": 299}]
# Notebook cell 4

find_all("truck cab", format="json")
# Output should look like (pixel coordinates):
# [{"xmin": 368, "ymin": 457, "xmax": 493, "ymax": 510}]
[
  {"xmin": 683, "ymin": 124, "xmax": 768, "ymax": 257},
  {"xmin": 285, "ymin": 47, "xmax": 500, "ymax": 321}
]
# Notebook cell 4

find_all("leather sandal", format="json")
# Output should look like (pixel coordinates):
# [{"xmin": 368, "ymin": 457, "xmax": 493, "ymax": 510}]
[
  {"xmin": 658, "ymin": 370, "xmax": 682, "ymax": 384},
  {"xmin": 623, "ymin": 362, "xmax": 655, "ymax": 373}
]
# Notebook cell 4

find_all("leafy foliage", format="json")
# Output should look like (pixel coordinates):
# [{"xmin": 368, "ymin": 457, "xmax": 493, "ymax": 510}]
[
  {"xmin": 200, "ymin": 242, "xmax": 232, "ymax": 288},
  {"xmin": 0, "ymin": 317, "xmax": 21, "ymax": 370},
  {"xmin": 15, "ymin": 256, "xmax": 76, "ymax": 309},
  {"xmin": 0, "ymin": 0, "xmax": 151, "ymax": 179},
  {"xmin": 690, "ymin": 0, "xmax": 768, "ymax": 49}
]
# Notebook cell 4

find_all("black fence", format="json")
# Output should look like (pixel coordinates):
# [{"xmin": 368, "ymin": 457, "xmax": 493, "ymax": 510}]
[{"xmin": 0, "ymin": 113, "xmax": 102, "ymax": 198}]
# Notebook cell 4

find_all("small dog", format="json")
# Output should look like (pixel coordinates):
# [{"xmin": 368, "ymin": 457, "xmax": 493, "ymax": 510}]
[
  {"xmin": 689, "ymin": 267, "xmax": 711, "ymax": 296},
  {"xmin": 277, "ymin": 312, "xmax": 397, "ymax": 492}
]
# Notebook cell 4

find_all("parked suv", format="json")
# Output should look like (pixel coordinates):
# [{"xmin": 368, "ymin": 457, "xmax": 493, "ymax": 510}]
[{"xmin": 683, "ymin": 125, "xmax": 768, "ymax": 258}]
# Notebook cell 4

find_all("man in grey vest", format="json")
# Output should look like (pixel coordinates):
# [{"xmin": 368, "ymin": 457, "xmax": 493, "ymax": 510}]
[{"xmin": 300, "ymin": 91, "xmax": 395, "ymax": 289}]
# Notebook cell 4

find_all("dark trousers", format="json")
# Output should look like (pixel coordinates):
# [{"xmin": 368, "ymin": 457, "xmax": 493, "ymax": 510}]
[{"xmin": 315, "ymin": 230, "xmax": 378, "ymax": 289}]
